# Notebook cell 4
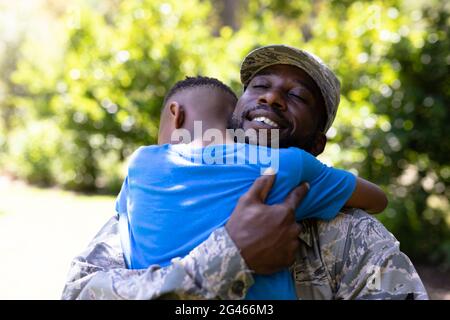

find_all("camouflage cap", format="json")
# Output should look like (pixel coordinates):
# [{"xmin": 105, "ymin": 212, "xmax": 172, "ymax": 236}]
[{"xmin": 240, "ymin": 45, "xmax": 341, "ymax": 132}]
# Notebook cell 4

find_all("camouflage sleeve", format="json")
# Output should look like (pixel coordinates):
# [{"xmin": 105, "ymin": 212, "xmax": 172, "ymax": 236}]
[
  {"xmin": 61, "ymin": 215, "xmax": 254, "ymax": 300},
  {"xmin": 324, "ymin": 209, "xmax": 429, "ymax": 300}
]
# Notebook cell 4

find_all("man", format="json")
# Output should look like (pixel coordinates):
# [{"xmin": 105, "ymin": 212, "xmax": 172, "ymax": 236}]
[{"xmin": 62, "ymin": 45, "xmax": 428, "ymax": 300}]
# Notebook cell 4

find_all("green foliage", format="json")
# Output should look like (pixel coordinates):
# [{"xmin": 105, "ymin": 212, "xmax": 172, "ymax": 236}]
[
  {"xmin": 0, "ymin": 0, "xmax": 448, "ymax": 267},
  {"xmin": 370, "ymin": 4, "xmax": 450, "ymax": 266},
  {"xmin": 5, "ymin": 121, "xmax": 61, "ymax": 186}
]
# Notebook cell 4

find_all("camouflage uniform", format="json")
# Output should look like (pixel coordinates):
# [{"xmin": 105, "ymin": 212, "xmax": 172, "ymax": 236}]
[{"xmin": 61, "ymin": 208, "xmax": 428, "ymax": 300}]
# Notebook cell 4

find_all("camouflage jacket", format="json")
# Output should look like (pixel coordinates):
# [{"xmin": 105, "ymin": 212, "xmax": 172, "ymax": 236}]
[{"xmin": 61, "ymin": 209, "xmax": 428, "ymax": 300}]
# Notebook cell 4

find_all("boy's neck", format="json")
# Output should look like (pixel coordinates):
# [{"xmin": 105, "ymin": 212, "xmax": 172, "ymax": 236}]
[
  {"xmin": 161, "ymin": 123, "xmax": 235, "ymax": 147},
  {"xmin": 189, "ymin": 129, "xmax": 235, "ymax": 147}
]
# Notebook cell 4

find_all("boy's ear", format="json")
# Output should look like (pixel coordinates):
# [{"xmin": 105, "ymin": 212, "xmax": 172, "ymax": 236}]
[
  {"xmin": 169, "ymin": 101, "xmax": 185, "ymax": 129},
  {"xmin": 310, "ymin": 132, "xmax": 327, "ymax": 156}
]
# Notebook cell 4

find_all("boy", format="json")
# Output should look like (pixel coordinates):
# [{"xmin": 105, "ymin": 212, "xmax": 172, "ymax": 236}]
[{"xmin": 116, "ymin": 76, "xmax": 387, "ymax": 300}]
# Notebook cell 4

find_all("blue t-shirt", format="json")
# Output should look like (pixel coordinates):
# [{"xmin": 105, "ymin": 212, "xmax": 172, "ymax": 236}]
[{"xmin": 116, "ymin": 143, "xmax": 356, "ymax": 300}]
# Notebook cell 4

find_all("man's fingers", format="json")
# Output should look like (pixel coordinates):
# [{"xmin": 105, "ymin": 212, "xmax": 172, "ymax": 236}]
[
  {"xmin": 283, "ymin": 182, "xmax": 310, "ymax": 211},
  {"xmin": 245, "ymin": 168, "xmax": 276, "ymax": 203},
  {"xmin": 292, "ymin": 222, "xmax": 301, "ymax": 238},
  {"xmin": 259, "ymin": 168, "xmax": 277, "ymax": 202}
]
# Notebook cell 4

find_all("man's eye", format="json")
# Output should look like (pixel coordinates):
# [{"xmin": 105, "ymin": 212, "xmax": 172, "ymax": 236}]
[
  {"xmin": 289, "ymin": 93, "xmax": 305, "ymax": 101},
  {"xmin": 252, "ymin": 84, "xmax": 269, "ymax": 89}
]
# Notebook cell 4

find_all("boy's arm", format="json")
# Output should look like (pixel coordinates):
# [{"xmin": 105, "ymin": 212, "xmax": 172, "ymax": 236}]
[
  {"xmin": 344, "ymin": 177, "xmax": 388, "ymax": 214},
  {"xmin": 294, "ymin": 150, "xmax": 387, "ymax": 219}
]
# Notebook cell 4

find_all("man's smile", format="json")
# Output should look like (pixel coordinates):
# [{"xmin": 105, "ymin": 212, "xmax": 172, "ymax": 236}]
[
  {"xmin": 244, "ymin": 107, "xmax": 289, "ymax": 130},
  {"xmin": 251, "ymin": 116, "xmax": 279, "ymax": 128}
]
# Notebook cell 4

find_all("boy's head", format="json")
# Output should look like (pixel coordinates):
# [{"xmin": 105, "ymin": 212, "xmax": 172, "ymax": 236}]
[{"xmin": 158, "ymin": 76, "xmax": 237, "ymax": 144}]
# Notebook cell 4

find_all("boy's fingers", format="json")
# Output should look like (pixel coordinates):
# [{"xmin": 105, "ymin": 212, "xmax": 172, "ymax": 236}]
[
  {"xmin": 245, "ymin": 168, "xmax": 276, "ymax": 203},
  {"xmin": 283, "ymin": 182, "xmax": 310, "ymax": 211}
]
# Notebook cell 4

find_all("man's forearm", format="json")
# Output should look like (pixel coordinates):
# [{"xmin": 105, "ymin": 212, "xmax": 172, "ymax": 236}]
[{"xmin": 61, "ymin": 216, "xmax": 254, "ymax": 300}]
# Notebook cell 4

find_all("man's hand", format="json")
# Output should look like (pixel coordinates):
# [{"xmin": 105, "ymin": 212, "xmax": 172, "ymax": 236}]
[{"xmin": 225, "ymin": 171, "xmax": 309, "ymax": 274}]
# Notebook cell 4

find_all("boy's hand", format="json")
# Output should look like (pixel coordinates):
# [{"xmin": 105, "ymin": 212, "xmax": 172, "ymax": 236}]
[{"xmin": 225, "ymin": 171, "xmax": 309, "ymax": 274}]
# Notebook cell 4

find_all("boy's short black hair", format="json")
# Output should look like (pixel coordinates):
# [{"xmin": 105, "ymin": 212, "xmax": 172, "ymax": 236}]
[{"xmin": 163, "ymin": 76, "xmax": 237, "ymax": 106}]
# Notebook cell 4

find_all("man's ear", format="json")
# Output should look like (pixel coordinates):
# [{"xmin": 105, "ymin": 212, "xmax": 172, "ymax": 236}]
[
  {"xmin": 169, "ymin": 101, "xmax": 185, "ymax": 129},
  {"xmin": 310, "ymin": 132, "xmax": 327, "ymax": 156}
]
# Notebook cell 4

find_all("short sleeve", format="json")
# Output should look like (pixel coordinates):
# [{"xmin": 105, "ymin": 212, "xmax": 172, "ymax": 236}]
[
  {"xmin": 295, "ymin": 151, "xmax": 357, "ymax": 221},
  {"xmin": 115, "ymin": 176, "xmax": 129, "ymax": 215}
]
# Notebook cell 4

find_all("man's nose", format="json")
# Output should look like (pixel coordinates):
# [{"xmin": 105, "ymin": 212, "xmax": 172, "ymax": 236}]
[{"xmin": 257, "ymin": 90, "xmax": 287, "ymax": 111}]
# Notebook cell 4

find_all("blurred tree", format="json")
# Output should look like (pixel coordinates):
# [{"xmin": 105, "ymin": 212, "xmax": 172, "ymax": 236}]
[{"xmin": 216, "ymin": 0, "xmax": 240, "ymax": 31}]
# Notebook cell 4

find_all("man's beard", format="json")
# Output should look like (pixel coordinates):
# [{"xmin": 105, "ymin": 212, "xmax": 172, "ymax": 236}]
[
  {"xmin": 278, "ymin": 131, "xmax": 316, "ymax": 152},
  {"xmin": 227, "ymin": 110, "xmax": 316, "ymax": 152}
]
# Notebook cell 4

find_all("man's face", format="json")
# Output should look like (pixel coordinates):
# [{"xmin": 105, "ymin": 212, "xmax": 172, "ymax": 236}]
[{"xmin": 230, "ymin": 64, "xmax": 326, "ymax": 154}]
